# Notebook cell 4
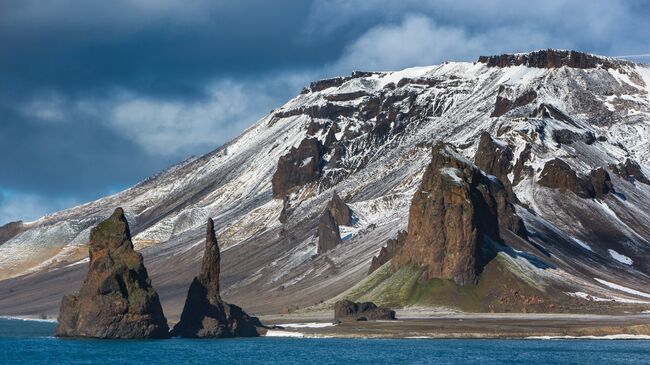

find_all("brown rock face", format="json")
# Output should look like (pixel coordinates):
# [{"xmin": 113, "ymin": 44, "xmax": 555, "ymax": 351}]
[
  {"xmin": 392, "ymin": 143, "xmax": 526, "ymax": 285},
  {"xmin": 474, "ymin": 132, "xmax": 520, "ymax": 203},
  {"xmin": 334, "ymin": 300, "xmax": 396, "ymax": 321},
  {"xmin": 0, "ymin": 221, "xmax": 25, "ymax": 246},
  {"xmin": 171, "ymin": 219, "xmax": 265, "ymax": 338},
  {"xmin": 479, "ymin": 49, "xmax": 622, "ymax": 70},
  {"xmin": 55, "ymin": 208, "xmax": 170, "ymax": 339},
  {"xmin": 538, "ymin": 159, "xmax": 615, "ymax": 199},
  {"xmin": 327, "ymin": 191, "xmax": 352, "ymax": 226},
  {"xmin": 317, "ymin": 210, "xmax": 342, "ymax": 254},
  {"xmin": 272, "ymin": 138, "xmax": 324, "ymax": 198},
  {"xmin": 491, "ymin": 89, "xmax": 537, "ymax": 117},
  {"xmin": 611, "ymin": 159, "xmax": 650, "ymax": 185},
  {"xmin": 368, "ymin": 230, "xmax": 407, "ymax": 274},
  {"xmin": 589, "ymin": 168, "xmax": 615, "ymax": 198}
]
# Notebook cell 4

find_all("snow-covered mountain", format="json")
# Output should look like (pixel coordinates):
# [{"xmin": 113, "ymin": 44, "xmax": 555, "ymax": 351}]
[{"xmin": 1, "ymin": 49, "xmax": 649, "ymax": 318}]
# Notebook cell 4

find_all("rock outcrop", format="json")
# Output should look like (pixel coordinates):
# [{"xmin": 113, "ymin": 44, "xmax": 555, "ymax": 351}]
[
  {"xmin": 317, "ymin": 210, "xmax": 342, "ymax": 254},
  {"xmin": 0, "ymin": 221, "xmax": 25, "ymax": 246},
  {"xmin": 392, "ymin": 143, "xmax": 526, "ymax": 285},
  {"xmin": 171, "ymin": 219, "xmax": 265, "ymax": 338},
  {"xmin": 538, "ymin": 159, "xmax": 615, "ymax": 199},
  {"xmin": 55, "ymin": 208, "xmax": 169, "ymax": 339},
  {"xmin": 327, "ymin": 191, "xmax": 352, "ymax": 226},
  {"xmin": 552, "ymin": 129, "xmax": 596, "ymax": 145},
  {"xmin": 479, "ymin": 49, "xmax": 623, "ymax": 70},
  {"xmin": 491, "ymin": 89, "xmax": 537, "ymax": 117},
  {"xmin": 317, "ymin": 192, "xmax": 353, "ymax": 254},
  {"xmin": 611, "ymin": 159, "xmax": 650, "ymax": 185},
  {"xmin": 272, "ymin": 138, "xmax": 324, "ymax": 198},
  {"xmin": 334, "ymin": 300, "xmax": 396, "ymax": 321},
  {"xmin": 368, "ymin": 230, "xmax": 407, "ymax": 274}
]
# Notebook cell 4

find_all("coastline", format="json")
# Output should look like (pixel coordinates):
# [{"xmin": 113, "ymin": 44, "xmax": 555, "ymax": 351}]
[{"xmin": 261, "ymin": 311, "xmax": 650, "ymax": 340}]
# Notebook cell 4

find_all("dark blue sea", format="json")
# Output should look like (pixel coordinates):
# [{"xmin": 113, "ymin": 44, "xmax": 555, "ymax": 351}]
[{"xmin": 1, "ymin": 318, "xmax": 649, "ymax": 364}]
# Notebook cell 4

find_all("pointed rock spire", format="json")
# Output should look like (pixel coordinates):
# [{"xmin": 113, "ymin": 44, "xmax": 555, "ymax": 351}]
[
  {"xmin": 200, "ymin": 218, "xmax": 220, "ymax": 296},
  {"xmin": 171, "ymin": 219, "xmax": 265, "ymax": 338},
  {"xmin": 55, "ymin": 207, "xmax": 170, "ymax": 338}
]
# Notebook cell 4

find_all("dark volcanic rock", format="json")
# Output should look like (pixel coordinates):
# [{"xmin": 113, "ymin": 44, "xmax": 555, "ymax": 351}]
[
  {"xmin": 334, "ymin": 300, "xmax": 396, "ymax": 321},
  {"xmin": 538, "ymin": 159, "xmax": 595, "ymax": 199},
  {"xmin": 327, "ymin": 191, "xmax": 352, "ymax": 226},
  {"xmin": 368, "ymin": 230, "xmax": 407, "ymax": 274},
  {"xmin": 0, "ymin": 221, "xmax": 25, "ymax": 246},
  {"xmin": 272, "ymin": 138, "xmax": 324, "ymax": 198},
  {"xmin": 611, "ymin": 159, "xmax": 650, "ymax": 185},
  {"xmin": 392, "ymin": 143, "xmax": 527, "ymax": 285},
  {"xmin": 479, "ymin": 49, "xmax": 623, "ymax": 70},
  {"xmin": 491, "ymin": 89, "xmax": 537, "ymax": 117},
  {"xmin": 171, "ymin": 219, "xmax": 265, "ymax": 338},
  {"xmin": 552, "ymin": 129, "xmax": 596, "ymax": 145},
  {"xmin": 589, "ymin": 168, "xmax": 615, "ymax": 198},
  {"xmin": 55, "ymin": 208, "xmax": 170, "ymax": 339},
  {"xmin": 317, "ymin": 210, "xmax": 342, "ymax": 254},
  {"xmin": 539, "ymin": 159, "xmax": 616, "ymax": 199},
  {"xmin": 474, "ymin": 132, "xmax": 517, "ymax": 202}
]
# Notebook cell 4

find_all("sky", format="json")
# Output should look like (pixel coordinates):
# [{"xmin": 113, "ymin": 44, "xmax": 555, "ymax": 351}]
[{"xmin": 1, "ymin": 0, "xmax": 649, "ymax": 225}]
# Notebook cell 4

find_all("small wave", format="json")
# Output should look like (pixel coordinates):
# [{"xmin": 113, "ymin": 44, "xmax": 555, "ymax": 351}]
[
  {"xmin": 0, "ymin": 316, "xmax": 57, "ymax": 323},
  {"xmin": 527, "ymin": 334, "xmax": 650, "ymax": 340}
]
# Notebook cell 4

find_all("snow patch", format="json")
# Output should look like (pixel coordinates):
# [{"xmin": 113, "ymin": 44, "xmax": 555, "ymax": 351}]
[
  {"xmin": 594, "ymin": 278, "xmax": 650, "ymax": 299},
  {"xmin": 607, "ymin": 249, "xmax": 633, "ymax": 265},
  {"xmin": 265, "ymin": 330, "xmax": 305, "ymax": 338}
]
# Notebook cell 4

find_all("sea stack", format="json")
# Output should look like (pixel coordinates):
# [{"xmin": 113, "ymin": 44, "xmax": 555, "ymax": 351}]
[
  {"xmin": 171, "ymin": 218, "xmax": 265, "ymax": 338},
  {"xmin": 55, "ymin": 208, "xmax": 170, "ymax": 339}
]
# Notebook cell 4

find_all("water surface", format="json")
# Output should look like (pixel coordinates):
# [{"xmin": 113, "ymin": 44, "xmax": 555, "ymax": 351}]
[{"xmin": 1, "ymin": 318, "xmax": 648, "ymax": 364}]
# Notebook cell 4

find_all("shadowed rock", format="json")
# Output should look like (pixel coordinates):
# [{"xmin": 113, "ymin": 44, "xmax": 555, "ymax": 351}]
[
  {"xmin": 479, "ymin": 49, "xmax": 623, "ymax": 70},
  {"xmin": 171, "ymin": 219, "xmax": 265, "ymax": 338},
  {"xmin": 334, "ymin": 300, "xmax": 396, "ymax": 321},
  {"xmin": 0, "ymin": 221, "xmax": 25, "ymax": 246},
  {"xmin": 317, "ymin": 210, "xmax": 342, "ymax": 254},
  {"xmin": 55, "ymin": 208, "xmax": 170, "ymax": 339},
  {"xmin": 327, "ymin": 191, "xmax": 352, "ymax": 226},
  {"xmin": 368, "ymin": 230, "xmax": 407, "ymax": 274},
  {"xmin": 538, "ymin": 159, "xmax": 615, "ymax": 199},
  {"xmin": 392, "ymin": 143, "xmax": 526, "ymax": 285},
  {"xmin": 491, "ymin": 89, "xmax": 537, "ymax": 117},
  {"xmin": 611, "ymin": 159, "xmax": 650, "ymax": 185},
  {"xmin": 272, "ymin": 138, "xmax": 324, "ymax": 198}
]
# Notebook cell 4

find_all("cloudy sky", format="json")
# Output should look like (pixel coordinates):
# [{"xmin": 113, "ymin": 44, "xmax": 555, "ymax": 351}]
[{"xmin": 1, "ymin": 0, "xmax": 649, "ymax": 225}]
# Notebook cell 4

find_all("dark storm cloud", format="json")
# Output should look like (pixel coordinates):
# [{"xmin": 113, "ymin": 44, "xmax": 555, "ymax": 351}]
[{"xmin": 0, "ymin": 0, "xmax": 648, "ymax": 224}]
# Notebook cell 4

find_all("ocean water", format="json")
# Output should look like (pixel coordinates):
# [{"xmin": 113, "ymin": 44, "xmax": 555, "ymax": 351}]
[{"xmin": 1, "ymin": 318, "xmax": 649, "ymax": 365}]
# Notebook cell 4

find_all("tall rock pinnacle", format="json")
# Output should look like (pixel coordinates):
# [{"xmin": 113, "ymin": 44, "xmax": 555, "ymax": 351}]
[
  {"xmin": 171, "ymin": 219, "xmax": 265, "ymax": 338},
  {"xmin": 55, "ymin": 208, "xmax": 170, "ymax": 339}
]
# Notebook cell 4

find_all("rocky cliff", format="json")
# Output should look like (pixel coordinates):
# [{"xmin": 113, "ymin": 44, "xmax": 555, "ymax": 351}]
[
  {"xmin": 391, "ymin": 143, "xmax": 526, "ymax": 285},
  {"xmin": 55, "ymin": 208, "xmax": 169, "ymax": 339}
]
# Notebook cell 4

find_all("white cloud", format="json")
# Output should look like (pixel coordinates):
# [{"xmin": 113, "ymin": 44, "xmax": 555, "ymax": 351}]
[
  {"xmin": 107, "ymin": 74, "xmax": 311, "ymax": 156},
  {"xmin": 329, "ymin": 15, "xmax": 549, "ymax": 73},
  {"xmin": 0, "ymin": 191, "xmax": 79, "ymax": 225}
]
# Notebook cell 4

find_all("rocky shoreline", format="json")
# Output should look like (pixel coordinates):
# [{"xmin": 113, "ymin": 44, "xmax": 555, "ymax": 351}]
[{"xmin": 261, "ymin": 312, "xmax": 650, "ymax": 339}]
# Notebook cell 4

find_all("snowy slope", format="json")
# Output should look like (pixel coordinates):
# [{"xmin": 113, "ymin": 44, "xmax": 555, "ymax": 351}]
[{"xmin": 0, "ymin": 50, "xmax": 649, "ymax": 317}]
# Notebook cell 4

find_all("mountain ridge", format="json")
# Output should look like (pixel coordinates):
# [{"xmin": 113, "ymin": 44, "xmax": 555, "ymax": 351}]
[{"xmin": 0, "ymin": 49, "xmax": 649, "ymax": 319}]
